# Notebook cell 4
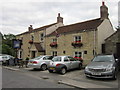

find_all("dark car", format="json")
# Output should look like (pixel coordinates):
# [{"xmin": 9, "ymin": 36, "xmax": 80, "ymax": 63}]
[{"xmin": 84, "ymin": 55, "xmax": 119, "ymax": 80}]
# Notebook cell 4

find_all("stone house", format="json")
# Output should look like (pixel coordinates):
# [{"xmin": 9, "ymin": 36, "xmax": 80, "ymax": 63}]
[
  {"xmin": 105, "ymin": 29, "xmax": 120, "ymax": 58},
  {"xmin": 16, "ymin": 14, "xmax": 64, "ymax": 60},
  {"xmin": 46, "ymin": 2, "xmax": 115, "ymax": 65}
]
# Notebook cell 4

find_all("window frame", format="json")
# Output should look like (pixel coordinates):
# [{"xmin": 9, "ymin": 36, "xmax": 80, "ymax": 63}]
[
  {"xmin": 52, "ymin": 38, "xmax": 57, "ymax": 42},
  {"xmin": 40, "ymin": 33, "xmax": 44, "ymax": 41},
  {"xmin": 74, "ymin": 36, "xmax": 81, "ymax": 41},
  {"xmin": 74, "ymin": 51, "xmax": 82, "ymax": 58}
]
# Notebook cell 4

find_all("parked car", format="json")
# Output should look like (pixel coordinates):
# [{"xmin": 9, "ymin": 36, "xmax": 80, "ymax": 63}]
[
  {"xmin": 28, "ymin": 55, "xmax": 54, "ymax": 71},
  {"xmin": 0, "ymin": 54, "xmax": 15, "ymax": 66},
  {"xmin": 84, "ymin": 55, "xmax": 119, "ymax": 80},
  {"xmin": 48, "ymin": 56, "xmax": 82, "ymax": 75},
  {"xmin": 0, "ymin": 54, "xmax": 14, "ymax": 61}
]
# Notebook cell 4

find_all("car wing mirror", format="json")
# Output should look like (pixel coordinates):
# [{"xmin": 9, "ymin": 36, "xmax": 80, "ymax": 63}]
[{"xmin": 115, "ymin": 59, "xmax": 118, "ymax": 62}]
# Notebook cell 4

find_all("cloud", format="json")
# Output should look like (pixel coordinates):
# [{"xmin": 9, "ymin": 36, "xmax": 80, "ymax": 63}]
[{"xmin": 0, "ymin": 0, "xmax": 119, "ymax": 35}]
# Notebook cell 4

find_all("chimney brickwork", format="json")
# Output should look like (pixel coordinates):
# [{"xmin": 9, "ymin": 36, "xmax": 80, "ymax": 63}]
[{"xmin": 100, "ymin": 1, "xmax": 109, "ymax": 20}]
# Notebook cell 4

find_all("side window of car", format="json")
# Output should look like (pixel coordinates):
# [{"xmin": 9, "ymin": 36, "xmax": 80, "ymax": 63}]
[
  {"xmin": 68, "ymin": 56, "xmax": 76, "ymax": 61},
  {"xmin": 64, "ymin": 57, "xmax": 69, "ymax": 62},
  {"xmin": 43, "ymin": 57, "xmax": 47, "ymax": 60},
  {"xmin": 46, "ymin": 56, "xmax": 53, "ymax": 60}
]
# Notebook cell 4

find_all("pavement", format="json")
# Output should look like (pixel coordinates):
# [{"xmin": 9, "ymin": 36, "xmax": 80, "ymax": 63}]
[{"xmin": 2, "ymin": 65, "xmax": 119, "ymax": 89}]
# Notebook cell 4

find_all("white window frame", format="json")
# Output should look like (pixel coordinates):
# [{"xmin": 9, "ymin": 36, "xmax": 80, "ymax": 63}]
[
  {"xmin": 74, "ymin": 36, "xmax": 82, "ymax": 41},
  {"xmin": 51, "ymin": 51, "xmax": 57, "ymax": 56},
  {"xmin": 73, "ymin": 51, "xmax": 83, "ymax": 58},
  {"xmin": 40, "ymin": 33, "xmax": 44, "ymax": 41},
  {"xmin": 31, "ymin": 35, "xmax": 34, "ymax": 41},
  {"xmin": 52, "ymin": 38, "xmax": 57, "ymax": 42}
]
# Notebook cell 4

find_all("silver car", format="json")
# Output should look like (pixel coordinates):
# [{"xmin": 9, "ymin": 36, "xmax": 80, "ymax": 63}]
[
  {"xmin": 28, "ymin": 55, "xmax": 54, "ymax": 71},
  {"xmin": 48, "ymin": 56, "xmax": 82, "ymax": 75},
  {"xmin": 84, "ymin": 55, "xmax": 119, "ymax": 80}
]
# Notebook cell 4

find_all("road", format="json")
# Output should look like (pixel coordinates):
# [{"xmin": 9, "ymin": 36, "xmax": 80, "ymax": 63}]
[
  {"xmin": 2, "ymin": 68, "xmax": 76, "ymax": 89},
  {"xmin": 19, "ymin": 67, "xmax": 119, "ymax": 88},
  {"xmin": 2, "ymin": 66, "xmax": 119, "ymax": 89}
]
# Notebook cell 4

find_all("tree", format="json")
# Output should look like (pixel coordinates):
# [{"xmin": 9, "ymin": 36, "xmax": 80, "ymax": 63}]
[{"xmin": 0, "ymin": 33, "xmax": 16, "ymax": 56}]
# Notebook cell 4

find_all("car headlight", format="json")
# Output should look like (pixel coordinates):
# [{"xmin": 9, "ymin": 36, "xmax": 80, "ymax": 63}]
[
  {"xmin": 85, "ymin": 67, "xmax": 89, "ymax": 71},
  {"xmin": 105, "ymin": 67, "xmax": 115, "ymax": 72}
]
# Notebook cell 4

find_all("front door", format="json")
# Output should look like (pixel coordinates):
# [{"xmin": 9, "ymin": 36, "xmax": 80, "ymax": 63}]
[
  {"xmin": 116, "ymin": 43, "xmax": 120, "ymax": 58},
  {"xmin": 31, "ymin": 51, "xmax": 36, "ymax": 58}
]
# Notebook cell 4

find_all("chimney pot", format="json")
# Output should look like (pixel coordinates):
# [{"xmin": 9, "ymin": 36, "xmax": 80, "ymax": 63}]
[
  {"xmin": 28, "ymin": 25, "xmax": 33, "ymax": 31},
  {"xmin": 57, "ymin": 13, "xmax": 63, "ymax": 23},
  {"xmin": 102, "ymin": 1, "xmax": 105, "ymax": 6},
  {"xmin": 58, "ymin": 13, "xmax": 60, "ymax": 17}
]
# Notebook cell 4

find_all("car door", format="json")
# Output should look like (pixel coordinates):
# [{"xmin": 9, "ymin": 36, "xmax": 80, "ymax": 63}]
[
  {"xmin": 63, "ymin": 57, "xmax": 72, "ymax": 70},
  {"xmin": 68, "ymin": 56, "xmax": 79, "ymax": 69},
  {"xmin": 43, "ymin": 56, "xmax": 53, "ymax": 66}
]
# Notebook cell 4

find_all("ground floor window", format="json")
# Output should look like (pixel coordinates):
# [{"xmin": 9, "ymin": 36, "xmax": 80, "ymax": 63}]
[
  {"xmin": 18, "ymin": 50, "xmax": 22, "ymax": 59},
  {"xmin": 74, "ymin": 51, "xmax": 83, "ymax": 60},
  {"xmin": 52, "ymin": 51, "xmax": 57, "ymax": 56}
]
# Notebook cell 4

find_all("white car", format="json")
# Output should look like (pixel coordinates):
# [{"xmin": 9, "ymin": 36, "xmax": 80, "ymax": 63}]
[
  {"xmin": 0, "ymin": 55, "xmax": 15, "ymax": 65},
  {"xmin": 48, "ymin": 56, "xmax": 82, "ymax": 75},
  {"xmin": 0, "ymin": 55, "xmax": 14, "ymax": 62},
  {"xmin": 28, "ymin": 55, "xmax": 54, "ymax": 71}
]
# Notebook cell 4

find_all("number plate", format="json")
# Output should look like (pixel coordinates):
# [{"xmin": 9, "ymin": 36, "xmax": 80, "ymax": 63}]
[
  {"xmin": 50, "ymin": 67, "xmax": 55, "ymax": 70},
  {"xmin": 91, "ymin": 72, "xmax": 101, "ymax": 75}
]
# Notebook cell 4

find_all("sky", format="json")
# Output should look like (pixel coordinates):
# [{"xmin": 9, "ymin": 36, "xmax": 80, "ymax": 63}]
[{"xmin": 0, "ymin": 0, "xmax": 119, "ymax": 35}]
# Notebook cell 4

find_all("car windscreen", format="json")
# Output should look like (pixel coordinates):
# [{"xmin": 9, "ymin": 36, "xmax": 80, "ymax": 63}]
[
  {"xmin": 52, "ymin": 56, "xmax": 61, "ymax": 62},
  {"xmin": 33, "ymin": 56, "xmax": 43, "ymax": 60},
  {"xmin": 92, "ymin": 55, "xmax": 114, "ymax": 62}
]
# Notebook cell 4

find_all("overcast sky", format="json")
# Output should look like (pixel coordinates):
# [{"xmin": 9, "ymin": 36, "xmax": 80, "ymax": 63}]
[{"xmin": 0, "ymin": 0, "xmax": 119, "ymax": 35}]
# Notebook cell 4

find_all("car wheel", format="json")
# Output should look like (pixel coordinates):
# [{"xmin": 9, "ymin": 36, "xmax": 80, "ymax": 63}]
[
  {"xmin": 78, "ymin": 64, "xmax": 82, "ymax": 70},
  {"xmin": 60, "ymin": 68, "xmax": 66, "ymax": 75},
  {"xmin": 113, "ymin": 72, "xmax": 117, "ymax": 80},
  {"xmin": 48, "ymin": 70, "xmax": 53, "ymax": 73},
  {"xmin": 41, "ymin": 64, "xmax": 47, "ymax": 71}
]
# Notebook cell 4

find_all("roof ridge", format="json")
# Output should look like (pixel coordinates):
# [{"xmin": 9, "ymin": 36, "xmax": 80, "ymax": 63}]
[
  {"xmin": 47, "ymin": 18, "xmax": 103, "ymax": 37},
  {"xmin": 58, "ymin": 18, "xmax": 101, "ymax": 29},
  {"xmin": 16, "ymin": 22, "xmax": 57, "ymax": 36}
]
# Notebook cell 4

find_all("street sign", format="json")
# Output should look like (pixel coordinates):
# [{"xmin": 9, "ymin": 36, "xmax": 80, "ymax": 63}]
[{"xmin": 13, "ymin": 39, "xmax": 22, "ymax": 49}]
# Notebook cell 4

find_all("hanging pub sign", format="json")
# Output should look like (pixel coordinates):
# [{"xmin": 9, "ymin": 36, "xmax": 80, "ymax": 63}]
[{"xmin": 13, "ymin": 39, "xmax": 22, "ymax": 49}]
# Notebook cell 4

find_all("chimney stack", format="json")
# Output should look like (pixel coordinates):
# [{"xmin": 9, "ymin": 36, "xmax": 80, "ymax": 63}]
[
  {"xmin": 28, "ymin": 25, "xmax": 33, "ymax": 31},
  {"xmin": 57, "ymin": 13, "xmax": 63, "ymax": 23},
  {"xmin": 100, "ymin": 1, "xmax": 109, "ymax": 20}
]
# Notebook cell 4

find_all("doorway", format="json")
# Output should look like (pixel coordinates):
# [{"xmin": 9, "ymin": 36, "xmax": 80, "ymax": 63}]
[
  {"xmin": 116, "ymin": 43, "xmax": 120, "ymax": 58},
  {"xmin": 31, "ymin": 51, "xmax": 36, "ymax": 58}
]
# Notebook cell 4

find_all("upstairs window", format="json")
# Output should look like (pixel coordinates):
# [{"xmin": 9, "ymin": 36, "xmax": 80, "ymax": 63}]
[
  {"xmin": 74, "ymin": 52, "xmax": 82, "ymax": 58},
  {"xmin": 31, "ymin": 35, "xmax": 34, "ymax": 41},
  {"xmin": 40, "ymin": 33, "xmax": 44, "ymax": 41},
  {"xmin": 52, "ymin": 38, "xmax": 57, "ymax": 42},
  {"xmin": 74, "ymin": 36, "xmax": 81, "ymax": 41},
  {"xmin": 20, "ymin": 37, "xmax": 23, "ymax": 40}
]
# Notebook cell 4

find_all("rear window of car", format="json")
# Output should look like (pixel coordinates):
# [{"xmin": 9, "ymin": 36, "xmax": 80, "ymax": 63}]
[
  {"xmin": 68, "ymin": 56, "xmax": 77, "ymax": 61},
  {"xmin": 33, "ymin": 56, "xmax": 43, "ymax": 60},
  {"xmin": 64, "ymin": 57, "xmax": 69, "ymax": 62},
  {"xmin": 43, "ymin": 56, "xmax": 53, "ymax": 60},
  {"xmin": 52, "ymin": 56, "xmax": 61, "ymax": 62}
]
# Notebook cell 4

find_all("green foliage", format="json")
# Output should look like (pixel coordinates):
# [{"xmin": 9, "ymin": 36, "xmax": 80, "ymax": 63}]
[{"xmin": 0, "ymin": 33, "xmax": 16, "ymax": 56}]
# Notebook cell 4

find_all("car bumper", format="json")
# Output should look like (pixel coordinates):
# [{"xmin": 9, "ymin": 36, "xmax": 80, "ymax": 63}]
[
  {"xmin": 84, "ymin": 70, "xmax": 115, "ymax": 78},
  {"xmin": 48, "ymin": 66, "xmax": 61, "ymax": 72}
]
